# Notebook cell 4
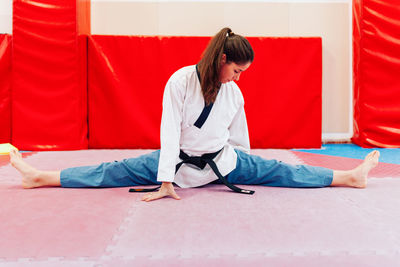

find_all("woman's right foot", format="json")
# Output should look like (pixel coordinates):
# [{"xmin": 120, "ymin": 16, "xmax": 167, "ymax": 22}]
[{"xmin": 9, "ymin": 149, "xmax": 42, "ymax": 188}]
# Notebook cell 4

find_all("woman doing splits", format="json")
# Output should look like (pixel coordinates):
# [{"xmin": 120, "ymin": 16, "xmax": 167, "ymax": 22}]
[{"xmin": 10, "ymin": 27, "xmax": 380, "ymax": 202}]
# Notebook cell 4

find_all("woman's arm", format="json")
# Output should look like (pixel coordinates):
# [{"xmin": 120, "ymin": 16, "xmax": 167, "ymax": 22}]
[
  {"xmin": 157, "ymin": 79, "xmax": 185, "ymax": 183},
  {"xmin": 146, "ymin": 74, "xmax": 186, "ymax": 201},
  {"xmin": 228, "ymin": 102, "xmax": 251, "ymax": 154}
]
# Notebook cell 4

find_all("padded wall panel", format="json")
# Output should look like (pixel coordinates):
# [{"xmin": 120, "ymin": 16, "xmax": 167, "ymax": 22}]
[
  {"xmin": 239, "ymin": 37, "xmax": 322, "ymax": 148},
  {"xmin": 0, "ymin": 34, "xmax": 12, "ymax": 143},
  {"xmin": 88, "ymin": 36, "xmax": 210, "ymax": 148},
  {"xmin": 88, "ymin": 36, "xmax": 322, "ymax": 148},
  {"xmin": 352, "ymin": 0, "xmax": 400, "ymax": 148},
  {"xmin": 12, "ymin": 0, "xmax": 89, "ymax": 150}
]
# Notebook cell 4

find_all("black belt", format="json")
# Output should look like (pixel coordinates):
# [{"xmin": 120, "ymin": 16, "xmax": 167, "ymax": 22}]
[{"xmin": 129, "ymin": 149, "xmax": 254, "ymax": 195}]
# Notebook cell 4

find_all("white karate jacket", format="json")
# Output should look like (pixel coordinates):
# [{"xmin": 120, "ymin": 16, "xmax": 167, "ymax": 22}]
[{"xmin": 157, "ymin": 65, "xmax": 250, "ymax": 188}]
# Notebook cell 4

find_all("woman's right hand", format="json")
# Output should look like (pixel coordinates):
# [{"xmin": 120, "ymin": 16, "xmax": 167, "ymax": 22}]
[{"xmin": 141, "ymin": 182, "xmax": 181, "ymax": 202}]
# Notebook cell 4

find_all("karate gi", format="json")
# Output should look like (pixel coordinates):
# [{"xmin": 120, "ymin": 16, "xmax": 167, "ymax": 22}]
[{"xmin": 60, "ymin": 65, "xmax": 333, "ymax": 189}]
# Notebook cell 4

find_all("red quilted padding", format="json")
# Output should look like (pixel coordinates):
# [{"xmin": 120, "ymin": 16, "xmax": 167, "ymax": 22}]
[
  {"xmin": 239, "ymin": 37, "xmax": 322, "ymax": 148},
  {"xmin": 88, "ymin": 36, "xmax": 322, "ymax": 149},
  {"xmin": 12, "ymin": 0, "xmax": 90, "ymax": 150},
  {"xmin": 352, "ymin": 0, "xmax": 400, "ymax": 148},
  {"xmin": 0, "ymin": 34, "xmax": 12, "ymax": 143},
  {"xmin": 88, "ymin": 36, "xmax": 211, "ymax": 148}
]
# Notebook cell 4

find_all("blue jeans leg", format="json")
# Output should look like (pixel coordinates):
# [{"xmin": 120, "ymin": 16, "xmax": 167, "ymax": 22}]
[
  {"xmin": 226, "ymin": 150, "xmax": 333, "ymax": 188},
  {"xmin": 60, "ymin": 150, "xmax": 161, "ymax": 188}
]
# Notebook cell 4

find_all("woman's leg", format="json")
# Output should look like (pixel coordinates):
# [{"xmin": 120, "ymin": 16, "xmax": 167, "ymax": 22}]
[
  {"xmin": 9, "ymin": 149, "xmax": 161, "ymax": 189},
  {"xmin": 226, "ymin": 149, "xmax": 379, "ymax": 188}
]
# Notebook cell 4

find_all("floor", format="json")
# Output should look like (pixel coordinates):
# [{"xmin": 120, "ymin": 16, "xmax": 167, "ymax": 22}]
[{"xmin": 1, "ymin": 145, "xmax": 400, "ymax": 266}]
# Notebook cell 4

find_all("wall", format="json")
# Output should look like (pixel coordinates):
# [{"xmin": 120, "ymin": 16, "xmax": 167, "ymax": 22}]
[
  {"xmin": 0, "ymin": 0, "xmax": 12, "ymax": 34},
  {"xmin": 0, "ymin": 0, "xmax": 352, "ymax": 140},
  {"xmin": 91, "ymin": 0, "xmax": 351, "ymax": 140}
]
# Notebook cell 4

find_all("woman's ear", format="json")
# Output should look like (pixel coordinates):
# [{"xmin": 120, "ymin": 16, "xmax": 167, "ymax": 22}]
[{"xmin": 221, "ymin": 54, "xmax": 227, "ymax": 65}]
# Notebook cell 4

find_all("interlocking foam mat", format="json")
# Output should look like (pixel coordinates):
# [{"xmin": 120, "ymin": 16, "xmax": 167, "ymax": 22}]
[{"xmin": 1, "ymin": 147, "xmax": 400, "ymax": 266}]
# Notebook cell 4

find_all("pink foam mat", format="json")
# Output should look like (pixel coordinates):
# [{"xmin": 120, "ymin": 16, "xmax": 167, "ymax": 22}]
[{"xmin": 1, "ymin": 149, "xmax": 400, "ymax": 266}]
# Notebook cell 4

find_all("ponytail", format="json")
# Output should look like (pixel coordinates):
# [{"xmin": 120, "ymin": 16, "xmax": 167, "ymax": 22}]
[{"xmin": 198, "ymin": 27, "xmax": 254, "ymax": 105}]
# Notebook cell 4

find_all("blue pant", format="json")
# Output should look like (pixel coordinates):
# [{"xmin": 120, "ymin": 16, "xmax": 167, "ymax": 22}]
[{"xmin": 60, "ymin": 150, "xmax": 333, "ymax": 188}]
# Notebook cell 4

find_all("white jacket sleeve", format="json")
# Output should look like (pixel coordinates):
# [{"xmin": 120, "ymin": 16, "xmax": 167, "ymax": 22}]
[
  {"xmin": 157, "ymin": 79, "xmax": 185, "ymax": 182},
  {"xmin": 228, "ymin": 101, "xmax": 251, "ymax": 154}
]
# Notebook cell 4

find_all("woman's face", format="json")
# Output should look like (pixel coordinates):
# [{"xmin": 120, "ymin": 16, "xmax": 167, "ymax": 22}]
[{"xmin": 219, "ymin": 56, "xmax": 251, "ymax": 84}]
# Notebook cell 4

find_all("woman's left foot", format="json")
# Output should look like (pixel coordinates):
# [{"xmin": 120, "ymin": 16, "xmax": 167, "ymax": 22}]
[{"xmin": 351, "ymin": 150, "xmax": 380, "ymax": 188}]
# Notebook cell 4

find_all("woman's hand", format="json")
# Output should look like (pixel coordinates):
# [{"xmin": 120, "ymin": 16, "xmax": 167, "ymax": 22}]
[{"xmin": 141, "ymin": 182, "xmax": 181, "ymax": 202}]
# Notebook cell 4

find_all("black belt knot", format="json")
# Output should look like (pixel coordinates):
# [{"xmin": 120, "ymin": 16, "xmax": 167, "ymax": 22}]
[{"xmin": 175, "ymin": 150, "xmax": 221, "ymax": 172}]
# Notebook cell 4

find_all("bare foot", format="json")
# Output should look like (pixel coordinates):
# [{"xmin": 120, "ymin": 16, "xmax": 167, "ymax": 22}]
[
  {"xmin": 350, "ymin": 150, "xmax": 380, "ymax": 188},
  {"xmin": 9, "ymin": 149, "xmax": 42, "ymax": 188}
]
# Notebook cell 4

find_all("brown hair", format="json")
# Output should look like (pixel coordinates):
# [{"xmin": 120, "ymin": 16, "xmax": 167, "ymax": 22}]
[{"xmin": 197, "ymin": 27, "xmax": 254, "ymax": 105}]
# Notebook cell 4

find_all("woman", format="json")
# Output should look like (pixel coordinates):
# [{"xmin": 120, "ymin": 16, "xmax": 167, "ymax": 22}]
[{"xmin": 10, "ymin": 27, "xmax": 380, "ymax": 202}]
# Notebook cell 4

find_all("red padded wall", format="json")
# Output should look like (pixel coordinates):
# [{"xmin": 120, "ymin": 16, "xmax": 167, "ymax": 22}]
[
  {"xmin": 352, "ymin": 0, "xmax": 400, "ymax": 148},
  {"xmin": 12, "ymin": 0, "xmax": 90, "ymax": 150},
  {"xmin": 89, "ymin": 36, "xmax": 322, "ymax": 149},
  {"xmin": 0, "ymin": 35, "xmax": 12, "ymax": 143},
  {"xmin": 88, "ymin": 36, "xmax": 210, "ymax": 148},
  {"xmin": 239, "ymin": 37, "xmax": 322, "ymax": 148}
]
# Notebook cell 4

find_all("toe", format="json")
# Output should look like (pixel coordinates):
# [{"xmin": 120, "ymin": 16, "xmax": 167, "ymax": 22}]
[
  {"xmin": 367, "ymin": 150, "xmax": 378, "ymax": 159},
  {"xmin": 371, "ymin": 150, "xmax": 380, "ymax": 160}
]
